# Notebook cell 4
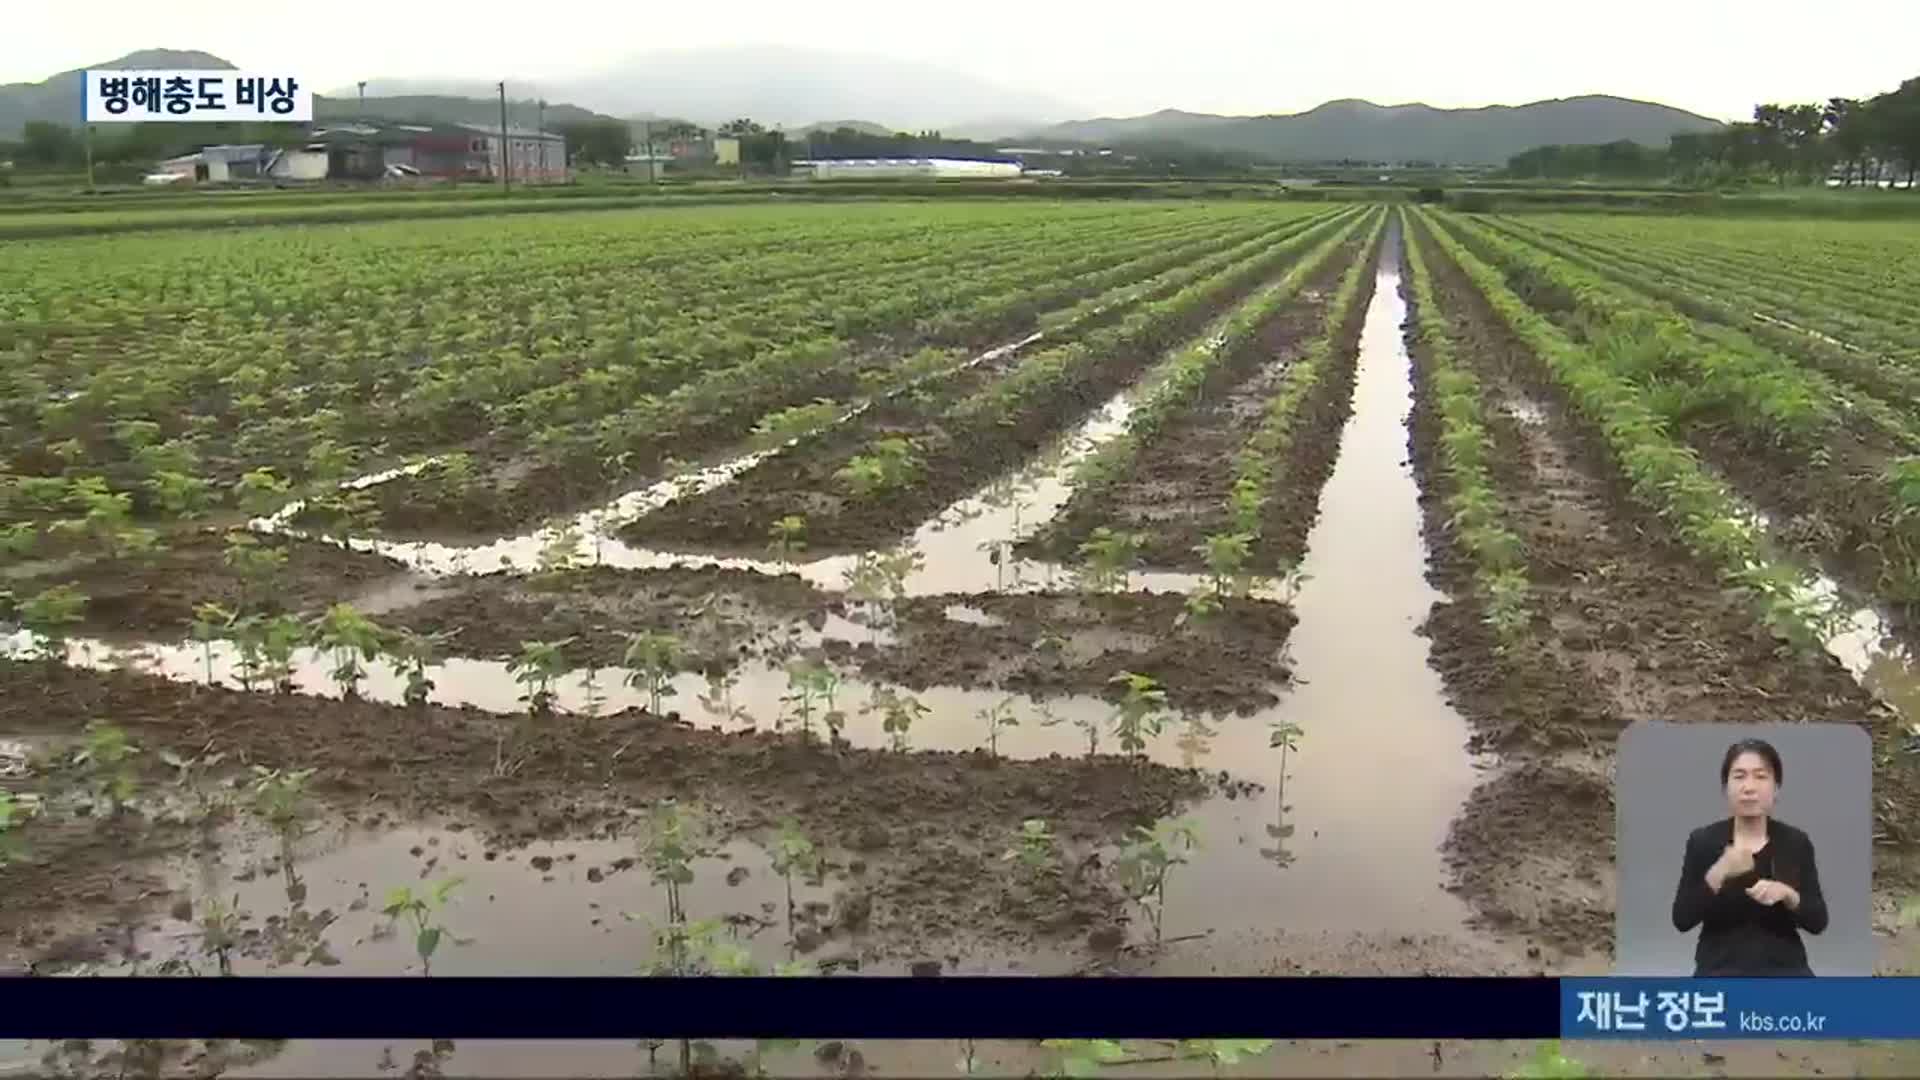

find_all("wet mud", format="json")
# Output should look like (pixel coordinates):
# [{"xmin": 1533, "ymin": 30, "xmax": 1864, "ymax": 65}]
[{"xmin": 0, "ymin": 658, "xmax": 1213, "ymax": 976}]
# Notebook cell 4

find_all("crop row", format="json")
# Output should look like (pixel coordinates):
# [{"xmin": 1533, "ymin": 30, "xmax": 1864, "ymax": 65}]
[
  {"xmin": 1475, "ymin": 217, "xmax": 1920, "ymax": 445},
  {"xmin": 1052, "ymin": 210, "xmax": 1375, "ymax": 522},
  {"xmin": 1397, "ymin": 211, "xmax": 1533, "ymax": 646},
  {"xmin": 1492, "ymin": 216, "xmax": 1920, "ymax": 367},
  {"xmin": 4, "ymin": 206, "xmax": 1311, "ymax": 548},
  {"xmin": 1435, "ymin": 210, "xmax": 1920, "ymax": 606},
  {"xmin": 624, "ymin": 206, "xmax": 1372, "ymax": 550},
  {"xmin": 1411, "ymin": 207, "xmax": 1847, "ymax": 649},
  {"xmin": 446, "ymin": 206, "xmax": 1348, "ymax": 537}
]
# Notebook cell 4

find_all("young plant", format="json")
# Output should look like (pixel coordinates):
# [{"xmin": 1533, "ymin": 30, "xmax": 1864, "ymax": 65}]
[
  {"xmin": 1269, "ymin": 720, "xmax": 1304, "ymax": 805},
  {"xmin": 1107, "ymin": 671, "xmax": 1169, "ymax": 759},
  {"xmin": 18, "ymin": 584, "xmax": 86, "ymax": 664},
  {"xmin": 198, "ymin": 894, "xmax": 243, "ymax": 976},
  {"xmin": 1002, "ymin": 818, "xmax": 1056, "ymax": 881},
  {"xmin": 622, "ymin": 631, "xmax": 683, "ymax": 716},
  {"xmin": 697, "ymin": 666, "xmax": 752, "ymax": 727},
  {"xmin": 770, "ymin": 817, "xmax": 823, "ymax": 940},
  {"xmin": 835, "ymin": 437, "xmax": 922, "ymax": 497},
  {"xmin": 0, "ymin": 791, "xmax": 39, "ymax": 868},
  {"xmin": 1039, "ymin": 702, "xmax": 1102, "ymax": 758},
  {"xmin": 1175, "ymin": 1040, "xmax": 1277, "ymax": 1077},
  {"xmin": 144, "ymin": 471, "xmax": 213, "ymax": 521},
  {"xmin": 636, "ymin": 801, "xmax": 711, "ymax": 975},
  {"xmin": 232, "ymin": 468, "xmax": 293, "ymax": 518},
  {"xmin": 188, "ymin": 601, "xmax": 236, "ymax": 688},
  {"xmin": 1039, "ymin": 1039, "xmax": 1130, "ymax": 1079},
  {"xmin": 767, "ymin": 515, "xmax": 808, "ymax": 566},
  {"xmin": 749, "ymin": 399, "xmax": 840, "ymax": 450},
  {"xmin": 249, "ymin": 766, "xmax": 314, "ymax": 843},
  {"xmin": 381, "ymin": 877, "xmax": 465, "ymax": 976},
  {"xmin": 222, "ymin": 533, "xmax": 288, "ymax": 611},
  {"xmin": 1076, "ymin": 528, "xmax": 1144, "ymax": 593},
  {"xmin": 74, "ymin": 721, "xmax": 139, "ymax": 817},
  {"xmin": 256, "ymin": 613, "xmax": 306, "ymax": 694},
  {"xmin": 1196, "ymin": 532, "xmax": 1255, "ymax": 598},
  {"xmin": 780, "ymin": 661, "xmax": 843, "ymax": 742},
  {"xmin": 536, "ymin": 526, "xmax": 582, "ymax": 578},
  {"xmin": 842, "ymin": 549, "xmax": 920, "ymax": 634},
  {"xmin": 309, "ymin": 603, "xmax": 384, "ymax": 700},
  {"xmin": 977, "ymin": 695, "xmax": 1020, "ymax": 758},
  {"xmin": 862, "ymin": 686, "xmax": 929, "ymax": 751},
  {"xmin": 1505, "ymin": 1041, "xmax": 1589, "ymax": 1079},
  {"xmin": 1114, "ymin": 818, "xmax": 1200, "ymax": 946},
  {"xmin": 508, "ymin": 637, "xmax": 576, "ymax": 717},
  {"xmin": 383, "ymin": 627, "xmax": 456, "ymax": 709}
]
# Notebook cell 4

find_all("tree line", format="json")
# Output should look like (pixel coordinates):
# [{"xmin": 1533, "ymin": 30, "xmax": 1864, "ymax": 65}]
[{"xmin": 1506, "ymin": 76, "xmax": 1920, "ymax": 187}]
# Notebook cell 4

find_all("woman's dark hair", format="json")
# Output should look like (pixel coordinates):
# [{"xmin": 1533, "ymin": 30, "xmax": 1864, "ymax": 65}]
[{"xmin": 1721, "ymin": 738, "xmax": 1784, "ymax": 786}]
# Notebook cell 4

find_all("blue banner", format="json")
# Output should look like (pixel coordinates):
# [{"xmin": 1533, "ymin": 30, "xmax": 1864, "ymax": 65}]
[
  {"xmin": 1563, "ymin": 978, "xmax": 1914, "ymax": 1039},
  {"xmin": 3, "ymin": 977, "xmax": 1555, "ymax": 1039}
]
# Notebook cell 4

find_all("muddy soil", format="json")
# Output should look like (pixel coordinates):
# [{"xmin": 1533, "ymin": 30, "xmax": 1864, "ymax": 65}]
[
  {"xmin": 619, "ymin": 235, "xmax": 1343, "ymax": 558},
  {"xmin": 1019, "ymin": 236, "xmax": 1372, "ymax": 571},
  {"xmin": 5, "ymin": 528, "xmax": 410, "ymax": 636},
  {"xmin": 827, "ymin": 591, "xmax": 1296, "ymax": 716},
  {"xmin": 1403, "ymin": 216, "xmax": 1920, "ymax": 958},
  {"xmin": 0, "ymin": 659, "xmax": 1214, "ymax": 974}
]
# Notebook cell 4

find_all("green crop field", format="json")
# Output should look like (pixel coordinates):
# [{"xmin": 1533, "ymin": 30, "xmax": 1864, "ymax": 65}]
[{"xmin": 5, "ymin": 195, "xmax": 1920, "ymax": 1077}]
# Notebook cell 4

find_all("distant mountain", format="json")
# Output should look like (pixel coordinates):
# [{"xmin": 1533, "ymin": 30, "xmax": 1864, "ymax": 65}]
[
  {"xmin": 0, "ymin": 49, "xmax": 234, "ymax": 137},
  {"xmin": 799, "ymin": 119, "xmax": 896, "ymax": 137},
  {"xmin": 1029, "ymin": 95, "xmax": 1726, "ymax": 164},
  {"xmin": 314, "ymin": 94, "xmax": 619, "ymax": 130}
]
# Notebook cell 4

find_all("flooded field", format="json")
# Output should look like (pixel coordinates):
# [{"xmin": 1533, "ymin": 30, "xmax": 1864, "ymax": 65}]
[{"xmin": 8, "ymin": 203, "xmax": 1920, "ymax": 1077}]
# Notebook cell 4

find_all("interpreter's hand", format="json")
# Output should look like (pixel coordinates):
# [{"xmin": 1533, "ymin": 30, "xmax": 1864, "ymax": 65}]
[
  {"xmin": 1746, "ymin": 879, "xmax": 1799, "ymax": 908},
  {"xmin": 1716, "ymin": 843, "xmax": 1756, "ymax": 879}
]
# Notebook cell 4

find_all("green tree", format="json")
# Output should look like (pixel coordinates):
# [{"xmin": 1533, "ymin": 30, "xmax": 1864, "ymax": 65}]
[
  {"xmin": 559, "ymin": 120, "xmax": 632, "ymax": 168},
  {"xmin": 19, "ymin": 122, "xmax": 80, "ymax": 168}
]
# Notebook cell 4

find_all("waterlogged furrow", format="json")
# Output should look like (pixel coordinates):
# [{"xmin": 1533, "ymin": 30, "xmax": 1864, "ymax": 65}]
[
  {"xmin": 1413, "ymin": 207, "xmax": 1860, "ymax": 654},
  {"xmin": 1398, "ymin": 212, "xmax": 1534, "ymax": 645},
  {"xmin": 1027, "ymin": 208, "xmax": 1382, "ymax": 569},
  {"xmin": 610, "ymin": 207, "xmax": 1370, "ymax": 553},
  {"xmin": 1217, "ymin": 211, "xmax": 1385, "ymax": 571}
]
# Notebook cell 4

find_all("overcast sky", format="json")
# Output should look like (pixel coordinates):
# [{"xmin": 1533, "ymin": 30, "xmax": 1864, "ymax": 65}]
[{"xmin": 8, "ymin": 0, "xmax": 1917, "ymax": 122}]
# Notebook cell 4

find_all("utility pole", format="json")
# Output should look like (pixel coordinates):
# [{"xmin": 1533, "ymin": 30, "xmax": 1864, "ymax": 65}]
[
  {"xmin": 537, "ymin": 99, "xmax": 546, "ymax": 181},
  {"xmin": 644, "ymin": 119, "xmax": 657, "ymax": 185},
  {"xmin": 496, "ymin": 81, "xmax": 511, "ymax": 193},
  {"xmin": 84, "ymin": 124, "xmax": 95, "ymax": 192},
  {"xmin": 357, "ymin": 81, "xmax": 366, "ymax": 120}
]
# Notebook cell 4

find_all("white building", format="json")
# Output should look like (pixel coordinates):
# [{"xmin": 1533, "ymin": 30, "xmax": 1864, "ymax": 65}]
[
  {"xmin": 458, "ymin": 124, "xmax": 568, "ymax": 184},
  {"xmin": 806, "ymin": 157, "xmax": 1022, "ymax": 181}
]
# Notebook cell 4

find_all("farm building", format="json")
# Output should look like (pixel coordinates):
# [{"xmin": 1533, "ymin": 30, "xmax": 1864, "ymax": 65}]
[
  {"xmin": 457, "ymin": 124, "xmax": 568, "ymax": 184},
  {"xmin": 153, "ymin": 144, "xmax": 271, "ymax": 183},
  {"xmin": 803, "ymin": 157, "xmax": 1023, "ymax": 181}
]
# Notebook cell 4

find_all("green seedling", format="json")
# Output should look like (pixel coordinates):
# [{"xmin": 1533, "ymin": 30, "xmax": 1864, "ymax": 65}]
[
  {"xmin": 222, "ymin": 533, "xmax": 288, "ymax": 611},
  {"xmin": 622, "ymin": 631, "xmax": 683, "ymax": 717},
  {"xmin": 74, "ymin": 721, "xmax": 139, "ymax": 817},
  {"xmin": 635, "ymin": 800, "xmax": 711, "ymax": 976},
  {"xmin": 1196, "ymin": 532, "xmax": 1255, "ymax": 598},
  {"xmin": 507, "ymin": 637, "xmax": 575, "ymax": 721},
  {"xmin": 1108, "ymin": 671, "xmax": 1169, "ymax": 759},
  {"xmin": 309, "ymin": 603, "xmax": 384, "ymax": 700},
  {"xmin": 780, "ymin": 661, "xmax": 843, "ymax": 742},
  {"xmin": 381, "ymin": 877, "xmax": 464, "ymax": 976},
  {"xmin": 536, "ymin": 526, "xmax": 581, "ymax": 577},
  {"xmin": 188, "ymin": 601, "xmax": 236, "ymax": 688},
  {"xmin": 144, "ymin": 471, "xmax": 212, "ymax": 520},
  {"xmin": 1115, "ymin": 818, "xmax": 1200, "ymax": 947},
  {"xmin": 836, "ymin": 437, "xmax": 922, "ymax": 497},
  {"xmin": 1040, "ymin": 1039, "xmax": 1130, "ymax": 1078},
  {"xmin": 750, "ymin": 399, "xmax": 840, "ymax": 450},
  {"xmin": 1176, "ymin": 1039, "xmax": 1276, "ymax": 1076},
  {"xmin": 249, "ymin": 766, "xmax": 314, "ymax": 842},
  {"xmin": 1076, "ymin": 528, "xmax": 1143, "ymax": 593},
  {"xmin": 1505, "ymin": 1041, "xmax": 1589, "ymax": 1079},
  {"xmin": 1038, "ymin": 702, "xmax": 1101, "ymax": 758},
  {"xmin": 862, "ymin": 686, "xmax": 929, "ymax": 751},
  {"xmin": 384, "ymin": 627, "xmax": 457, "ymax": 709},
  {"xmin": 1002, "ymin": 818, "xmax": 1056, "ymax": 879},
  {"xmin": 767, "ymin": 515, "xmax": 808, "ymax": 566},
  {"xmin": 842, "ymin": 549, "xmax": 921, "ymax": 634},
  {"xmin": 157, "ymin": 741, "xmax": 228, "ymax": 823},
  {"xmin": 1480, "ymin": 567, "xmax": 1533, "ymax": 648},
  {"xmin": 1178, "ymin": 589, "xmax": 1223, "ymax": 629},
  {"xmin": 199, "ymin": 894, "xmax": 243, "ymax": 976},
  {"xmin": 770, "ymin": 817, "xmax": 823, "ymax": 940},
  {"xmin": 256, "ymin": 613, "xmax": 306, "ymax": 694},
  {"xmin": 977, "ymin": 695, "xmax": 1020, "ymax": 758},
  {"xmin": 1269, "ymin": 720, "xmax": 1304, "ymax": 804},
  {"xmin": 19, "ymin": 584, "xmax": 86, "ymax": 664},
  {"xmin": 233, "ymin": 468, "xmax": 292, "ymax": 518}
]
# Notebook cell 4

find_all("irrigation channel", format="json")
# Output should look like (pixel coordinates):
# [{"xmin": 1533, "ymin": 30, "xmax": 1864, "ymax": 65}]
[{"xmin": 9, "ymin": 216, "xmax": 1920, "ymax": 1078}]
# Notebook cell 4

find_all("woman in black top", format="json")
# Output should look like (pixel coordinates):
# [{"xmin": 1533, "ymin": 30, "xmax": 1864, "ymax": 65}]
[{"xmin": 1671, "ymin": 738, "xmax": 1828, "ymax": 976}]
